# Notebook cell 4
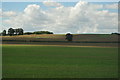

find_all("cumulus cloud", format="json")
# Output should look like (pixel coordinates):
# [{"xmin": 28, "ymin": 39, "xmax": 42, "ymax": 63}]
[
  {"xmin": 0, "ymin": 9, "xmax": 1, "ymax": 14},
  {"xmin": 2, "ymin": 1, "xmax": 118, "ymax": 34},
  {"xmin": 104, "ymin": 3, "xmax": 118, "ymax": 9},
  {"xmin": 0, "ymin": 9, "xmax": 17, "ymax": 18},
  {"xmin": 43, "ymin": 0, "xmax": 62, "ymax": 7}
]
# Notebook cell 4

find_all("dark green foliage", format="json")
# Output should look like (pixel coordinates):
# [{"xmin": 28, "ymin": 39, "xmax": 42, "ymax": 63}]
[
  {"xmin": 111, "ymin": 33, "xmax": 120, "ymax": 35},
  {"xmin": 18, "ymin": 28, "xmax": 24, "ymax": 35},
  {"xmin": 33, "ymin": 31, "xmax": 53, "ymax": 34},
  {"xmin": 24, "ymin": 31, "xmax": 53, "ymax": 35},
  {"xmin": 66, "ymin": 33, "xmax": 73, "ymax": 41},
  {"xmin": 8, "ymin": 28, "xmax": 24, "ymax": 36},
  {"xmin": 14, "ymin": 29, "xmax": 19, "ymax": 35},
  {"xmin": 2, "ymin": 30, "xmax": 6, "ymax": 36},
  {"xmin": 3, "ymin": 27, "xmax": 53, "ymax": 36},
  {"xmin": 8, "ymin": 28, "xmax": 15, "ymax": 36},
  {"xmin": 14, "ymin": 28, "xmax": 24, "ymax": 35}
]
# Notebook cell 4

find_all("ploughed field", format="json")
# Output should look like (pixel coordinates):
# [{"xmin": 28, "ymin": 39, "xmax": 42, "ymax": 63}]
[{"xmin": 2, "ymin": 45, "xmax": 118, "ymax": 78}]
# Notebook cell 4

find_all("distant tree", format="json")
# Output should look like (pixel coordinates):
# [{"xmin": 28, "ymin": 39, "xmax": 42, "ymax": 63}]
[
  {"xmin": 8, "ymin": 28, "xmax": 14, "ymax": 36},
  {"xmin": 18, "ymin": 28, "xmax": 24, "ymax": 35},
  {"xmin": 2, "ymin": 30, "xmax": 6, "ymax": 36},
  {"xmin": 65, "ymin": 33, "xmax": 73, "ymax": 41},
  {"xmin": 0, "ymin": 32, "xmax": 1, "ymax": 36},
  {"xmin": 33, "ymin": 31, "xmax": 53, "ymax": 34},
  {"xmin": 111, "ymin": 33, "xmax": 120, "ymax": 35},
  {"xmin": 14, "ymin": 29, "xmax": 19, "ymax": 35},
  {"xmin": 14, "ymin": 28, "xmax": 24, "ymax": 35}
]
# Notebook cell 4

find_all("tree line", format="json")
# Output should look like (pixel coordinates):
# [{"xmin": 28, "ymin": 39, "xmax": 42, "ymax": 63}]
[
  {"xmin": 2, "ymin": 28, "xmax": 24, "ymax": 36},
  {"xmin": 24, "ymin": 31, "xmax": 53, "ymax": 35},
  {"xmin": 1, "ymin": 28, "xmax": 53, "ymax": 36}
]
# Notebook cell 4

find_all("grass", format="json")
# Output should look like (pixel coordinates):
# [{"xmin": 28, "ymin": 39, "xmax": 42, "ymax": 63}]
[{"xmin": 2, "ymin": 45, "xmax": 118, "ymax": 78}]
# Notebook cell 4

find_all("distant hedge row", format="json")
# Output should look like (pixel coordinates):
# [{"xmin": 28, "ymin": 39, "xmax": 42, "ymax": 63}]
[
  {"xmin": 1, "ymin": 28, "xmax": 54, "ymax": 36},
  {"xmin": 24, "ymin": 31, "xmax": 53, "ymax": 35}
]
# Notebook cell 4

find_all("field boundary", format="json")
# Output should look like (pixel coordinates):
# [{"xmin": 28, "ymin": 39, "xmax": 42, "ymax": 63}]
[
  {"xmin": 2, "ymin": 40, "xmax": 120, "ymax": 43},
  {"xmin": 1, "ymin": 43, "xmax": 118, "ymax": 48},
  {"xmin": 1, "ymin": 44, "xmax": 117, "ymax": 48}
]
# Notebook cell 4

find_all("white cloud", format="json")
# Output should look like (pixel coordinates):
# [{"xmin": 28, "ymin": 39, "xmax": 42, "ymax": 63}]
[
  {"xmin": 0, "ymin": 9, "xmax": 17, "ymax": 18},
  {"xmin": 3, "ymin": 11, "xmax": 16, "ymax": 17},
  {"xmin": 2, "ymin": 1, "xmax": 118, "ymax": 34},
  {"xmin": 0, "ymin": 9, "xmax": 2, "ymax": 14},
  {"xmin": 104, "ymin": 3, "xmax": 118, "ymax": 9},
  {"xmin": 43, "ymin": 0, "xmax": 62, "ymax": 7},
  {"xmin": 24, "ymin": 4, "xmax": 40, "ymax": 14}
]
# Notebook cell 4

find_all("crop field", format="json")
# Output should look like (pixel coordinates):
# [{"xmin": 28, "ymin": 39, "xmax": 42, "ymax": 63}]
[
  {"xmin": 2, "ymin": 45, "xmax": 118, "ymax": 78},
  {"xmin": 1, "ymin": 34, "xmax": 118, "ymax": 42}
]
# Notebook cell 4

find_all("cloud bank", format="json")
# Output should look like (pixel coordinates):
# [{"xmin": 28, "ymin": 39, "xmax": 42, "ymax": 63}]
[{"xmin": 2, "ymin": 1, "xmax": 118, "ymax": 34}]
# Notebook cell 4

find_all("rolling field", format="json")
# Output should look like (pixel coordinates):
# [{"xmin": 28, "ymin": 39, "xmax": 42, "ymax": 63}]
[
  {"xmin": 1, "ymin": 34, "xmax": 119, "ymax": 42},
  {"xmin": 2, "ymin": 45, "xmax": 118, "ymax": 78}
]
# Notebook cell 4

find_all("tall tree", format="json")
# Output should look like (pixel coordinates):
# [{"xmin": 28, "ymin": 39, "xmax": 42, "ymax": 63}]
[
  {"xmin": 2, "ymin": 30, "xmax": 6, "ymax": 36},
  {"xmin": 14, "ymin": 29, "xmax": 19, "ymax": 35},
  {"xmin": 18, "ymin": 28, "xmax": 24, "ymax": 35},
  {"xmin": 8, "ymin": 28, "xmax": 14, "ymax": 36}
]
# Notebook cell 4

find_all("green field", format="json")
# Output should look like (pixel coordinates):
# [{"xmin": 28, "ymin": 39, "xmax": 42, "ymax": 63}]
[{"xmin": 2, "ymin": 45, "xmax": 118, "ymax": 78}]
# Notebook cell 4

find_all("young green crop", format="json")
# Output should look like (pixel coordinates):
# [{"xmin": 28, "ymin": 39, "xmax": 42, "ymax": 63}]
[{"xmin": 2, "ymin": 45, "xmax": 118, "ymax": 78}]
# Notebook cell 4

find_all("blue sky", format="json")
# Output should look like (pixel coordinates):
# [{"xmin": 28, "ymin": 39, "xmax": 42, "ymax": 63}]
[
  {"xmin": 2, "ymin": 2, "xmax": 76, "ymax": 12},
  {"xmin": 2, "ymin": 2, "xmax": 118, "ymax": 12}
]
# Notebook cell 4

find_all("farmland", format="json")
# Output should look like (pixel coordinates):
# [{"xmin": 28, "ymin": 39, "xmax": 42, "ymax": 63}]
[
  {"xmin": 1, "ymin": 34, "xmax": 119, "ymax": 47},
  {"xmin": 2, "ymin": 34, "xmax": 118, "ymax": 42},
  {"xmin": 3, "ymin": 45, "xmax": 118, "ymax": 78},
  {"xmin": 2, "ymin": 34, "xmax": 119, "ymax": 78},
  {"xmin": 2, "ymin": 45, "xmax": 118, "ymax": 78}
]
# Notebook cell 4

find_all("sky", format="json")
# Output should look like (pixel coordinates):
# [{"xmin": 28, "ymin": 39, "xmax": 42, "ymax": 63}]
[
  {"xmin": 1, "ymin": 0, "xmax": 120, "ymax": 2},
  {"xmin": 0, "ymin": 0, "xmax": 119, "ymax": 34}
]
